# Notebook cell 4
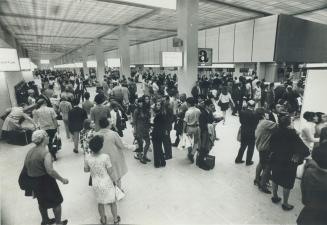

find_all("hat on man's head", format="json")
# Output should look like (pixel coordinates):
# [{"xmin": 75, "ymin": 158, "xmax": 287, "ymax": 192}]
[{"xmin": 247, "ymin": 100, "xmax": 255, "ymax": 107}]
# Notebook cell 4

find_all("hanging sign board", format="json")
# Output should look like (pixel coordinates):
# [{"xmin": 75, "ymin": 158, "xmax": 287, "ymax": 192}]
[{"xmin": 0, "ymin": 48, "xmax": 21, "ymax": 71}]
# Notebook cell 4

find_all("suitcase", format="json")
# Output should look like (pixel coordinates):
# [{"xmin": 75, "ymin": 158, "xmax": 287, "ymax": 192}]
[
  {"xmin": 7, "ymin": 130, "xmax": 32, "ymax": 146},
  {"xmin": 197, "ymin": 154, "xmax": 215, "ymax": 170}
]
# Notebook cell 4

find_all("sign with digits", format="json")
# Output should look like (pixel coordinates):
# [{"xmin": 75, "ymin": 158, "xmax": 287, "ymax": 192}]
[
  {"xmin": 0, "ymin": 48, "xmax": 21, "ymax": 71},
  {"xmin": 198, "ymin": 48, "xmax": 212, "ymax": 66}
]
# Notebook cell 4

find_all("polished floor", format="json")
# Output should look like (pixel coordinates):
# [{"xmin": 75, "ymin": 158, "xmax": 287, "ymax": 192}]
[{"xmin": 0, "ymin": 88, "xmax": 303, "ymax": 225}]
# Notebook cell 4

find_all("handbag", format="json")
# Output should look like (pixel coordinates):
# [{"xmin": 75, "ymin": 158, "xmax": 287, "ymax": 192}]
[
  {"xmin": 178, "ymin": 133, "xmax": 193, "ymax": 150},
  {"xmin": 52, "ymin": 129, "xmax": 62, "ymax": 152},
  {"xmin": 115, "ymin": 185, "xmax": 125, "ymax": 201}
]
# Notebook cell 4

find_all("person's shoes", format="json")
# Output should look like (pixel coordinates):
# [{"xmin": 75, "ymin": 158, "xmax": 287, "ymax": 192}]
[
  {"xmin": 144, "ymin": 157, "xmax": 151, "ymax": 162},
  {"xmin": 235, "ymin": 159, "xmax": 245, "ymax": 164},
  {"xmin": 259, "ymin": 186, "xmax": 272, "ymax": 194},
  {"xmin": 246, "ymin": 161, "xmax": 254, "ymax": 166},
  {"xmin": 41, "ymin": 218, "xmax": 56, "ymax": 225},
  {"xmin": 188, "ymin": 153, "xmax": 194, "ymax": 163},
  {"xmin": 114, "ymin": 215, "xmax": 121, "ymax": 224},
  {"xmin": 100, "ymin": 216, "xmax": 107, "ymax": 225},
  {"xmin": 172, "ymin": 143, "xmax": 178, "ymax": 147},
  {"xmin": 58, "ymin": 220, "xmax": 68, "ymax": 225},
  {"xmin": 73, "ymin": 149, "xmax": 78, "ymax": 154},
  {"xmin": 134, "ymin": 153, "xmax": 142, "ymax": 160},
  {"xmin": 165, "ymin": 155, "xmax": 172, "ymax": 160},
  {"xmin": 139, "ymin": 158, "xmax": 147, "ymax": 164},
  {"xmin": 271, "ymin": 197, "xmax": 282, "ymax": 204},
  {"xmin": 282, "ymin": 204, "xmax": 294, "ymax": 211}
]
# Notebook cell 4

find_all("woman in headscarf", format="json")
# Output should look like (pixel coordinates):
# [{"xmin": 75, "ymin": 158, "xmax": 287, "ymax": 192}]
[{"xmin": 297, "ymin": 127, "xmax": 327, "ymax": 225}]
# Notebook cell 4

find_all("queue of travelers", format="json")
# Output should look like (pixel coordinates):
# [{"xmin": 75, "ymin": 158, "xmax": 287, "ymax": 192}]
[{"xmin": 2, "ymin": 68, "xmax": 326, "ymax": 225}]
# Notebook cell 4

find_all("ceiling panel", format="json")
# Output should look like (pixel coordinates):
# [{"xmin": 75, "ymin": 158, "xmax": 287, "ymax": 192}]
[
  {"xmin": 0, "ymin": 16, "xmax": 113, "ymax": 37},
  {"xmin": 198, "ymin": 1, "xmax": 259, "ymax": 28},
  {"xmin": 128, "ymin": 9, "xmax": 178, "ymax": 30},
  {"xmin": 210, "ymin": 0, "xmax": 327, "ymax": 15},
  {"xmin": 0, "ymin": 0, "xmax": 152, "ymax": 25},
  {"xmin": 297, "ymin": 8, "xmax": 327, "ymax": 25}
]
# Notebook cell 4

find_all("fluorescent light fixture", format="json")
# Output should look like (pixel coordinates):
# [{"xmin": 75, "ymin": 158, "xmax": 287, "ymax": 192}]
[
  {"xmin": 130, "ymin": 65, "xmax": 136, "ymax": 68},
  {"xmin": 144, "ymin": 65, "xmax": 160, "ymax": 68},
  {"xmin": 40, "ymin": 59, "xmax": 50, "ymax": 64},
  {"xmin": 0, "ymin": 48, "xmax": 21, "ymax": 71},
  {"xmin": 198, "ymin": 63, "xmax": 235, "ymax": 68},
  {"xmin": 20, "ymin": 58, "xmax": 31, "ymax": 71},
  {"xmin": 107, "ymin": 58, "xmax": 121, "ymax": 67},
  {"xmin": 161, "ymin": 52, "xmax": 183, "ymax": 67},
  {"xmin": 87, "ymin": 61, "xmax": 97, "ymax": 68},
  {"xmin": 305, "ymin": 63, "xmax": 327, "ymax": 68},
  {"xmin": 118, "ymin": 0, "xmax": 176, "ymax": 10},
  {"xmin": 75, "ymin": 62, "xmax": 83, "ymax": 68}
]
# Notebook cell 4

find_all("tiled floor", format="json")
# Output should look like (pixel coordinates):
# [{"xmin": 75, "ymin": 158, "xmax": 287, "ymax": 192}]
[{"xmin": 0, "ymin": 87, "xmax": 303, "ymax": 225}]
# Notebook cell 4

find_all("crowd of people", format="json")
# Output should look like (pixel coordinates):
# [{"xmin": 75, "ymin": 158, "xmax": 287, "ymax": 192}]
[{"xmin": 2, "ymin": 69, "xmax": 326, "ymax": 225}]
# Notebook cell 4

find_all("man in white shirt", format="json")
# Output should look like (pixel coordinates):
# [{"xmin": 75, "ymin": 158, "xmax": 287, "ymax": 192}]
[{"xmin": 183, "ymin": 97, "xmax": 201, "ymax": 163}]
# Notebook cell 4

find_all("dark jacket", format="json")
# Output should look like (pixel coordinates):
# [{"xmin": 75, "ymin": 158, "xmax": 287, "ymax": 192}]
[
  {"xmin": 68, "ymin": 107, "xmax": 87, "ymax": 132},
  {"xmin": 239, "ymin": 109, "xmax": 260, "ymax": 140},
  {"xmin": 297, "ymin": 159, "xmax": 327, "ymax": 225},
  {"xmin": 191, "ymin": 86, "xmax": 200, "ymax": 98}
]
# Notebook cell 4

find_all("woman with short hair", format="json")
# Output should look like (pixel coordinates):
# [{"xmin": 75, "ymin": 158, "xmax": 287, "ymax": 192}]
[
  {"xmin": 84, "ymin": 135, "xmax": 121, "ymax": 225},
  {"xmin": 23, "ymin": 130, "xmax": 68, "ymax": 225},
  {"xmin": 270, "ymin": 115, "xmax": 310, "ymax": 211}
]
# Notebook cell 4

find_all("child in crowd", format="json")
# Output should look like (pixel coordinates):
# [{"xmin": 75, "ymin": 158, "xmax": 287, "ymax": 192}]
[{"xmin": 80, "ymin": 119, "xmax": 96, "ymax": 154}]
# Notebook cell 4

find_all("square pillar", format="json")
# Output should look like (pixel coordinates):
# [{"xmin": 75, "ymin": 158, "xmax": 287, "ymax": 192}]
[
  {"xmin": 95, "ymin": 38, "xmax": 105, "ymax": 82},
  {"xmin": 177, "ymin": 0, "xmax": 199, "ymax": 97},
  {"xmin": 82, "ymin": 46, "xmax": 88, "ymax": 76},
  {"xmin": 119, "ymin": 25, "xmax": 131, "ymax": 78}
]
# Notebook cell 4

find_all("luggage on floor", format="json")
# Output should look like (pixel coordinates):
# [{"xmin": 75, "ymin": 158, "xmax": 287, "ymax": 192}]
[
  {"xmin": 7, "ymin": 129, "xmax": 32, "ymax": 146},
  {"xmin": 196, "ymin": 154, "xmax": 215, "ymax": 170}
]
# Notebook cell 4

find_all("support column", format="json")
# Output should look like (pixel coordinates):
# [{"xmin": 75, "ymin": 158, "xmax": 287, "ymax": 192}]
[
  {"xmin": 177, "ymin": 0, "xmax": 199, "ymax": 97},
  {"xmin": 95, "ymin": 38, "xmax": 105, "ymax": 82},
  {"xmin": 256, "ymin": 62, "xmax": 265, "ymax": 80},
  {"xmin": 119, "ymin": 25, "xmax": 131, "ymax": 78},
  {"xmin": 82, "ymin": 46, "xmax": 88, "ymax": 76}
]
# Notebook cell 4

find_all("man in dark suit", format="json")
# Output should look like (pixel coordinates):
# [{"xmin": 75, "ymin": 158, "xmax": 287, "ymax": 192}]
[
  {"xmin": 235, "ymin": 100, "xmax": 260, "ymax": 166},
  {"xmin": 191, "ymin": 81, "xmax": 201, "ymax": 100}
]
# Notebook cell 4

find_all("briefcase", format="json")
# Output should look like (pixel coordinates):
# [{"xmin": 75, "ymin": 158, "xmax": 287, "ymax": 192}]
[
  {"xmin": 198, "ymin": 155, "xmax": 215, "ymax": 170},
  {"xmin": 203, "ymin": 155, "xmax": 215, "ymax": 170}
]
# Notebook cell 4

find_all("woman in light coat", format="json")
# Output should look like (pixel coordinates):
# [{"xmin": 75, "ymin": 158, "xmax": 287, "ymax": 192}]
[{"xmin": 96, "ymin": 117, "xmax": 127, "ymax": 189}]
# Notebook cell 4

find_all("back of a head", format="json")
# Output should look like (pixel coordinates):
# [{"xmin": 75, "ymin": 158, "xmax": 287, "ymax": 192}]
[
  {"xmin": 84, "ymin": 92, "xmax": 90, "ymax": 100},
  {"xmin": 99, "ymin": 117, "xmax": 109, "ymax": 129},
  {"xmin": 83, "ymin": 119, "xmax": 92, "ymax": 130},
  {"xmin": 89, "ymin": 135, "xmax": 104, "ymax": 153},
  {"xmin": 303, "ymin": 111, "xmax": 315, "ymax": 122},
  {"xmin": 37, "ymin": 99, "xmax": 46, "ymax": 107},
  {"xmin": 94, "ymin": 93, "xmax": 105, "ymax": 105},
  {"xmin": 186, "ymin": 97, "xmax": 195, "ymax": 106},
  {"xmin": 255, "ymin": 107, "xmax": 266, "ymax": 119},
  {"xmin": 278, "ymin": 114, "xmax": 291, "ymax": 128}
]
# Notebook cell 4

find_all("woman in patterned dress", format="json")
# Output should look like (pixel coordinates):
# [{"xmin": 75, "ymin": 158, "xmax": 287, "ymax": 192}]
[{"xmin": 84, "ymin": 135, "xmax": 121, "ymax": 225}]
